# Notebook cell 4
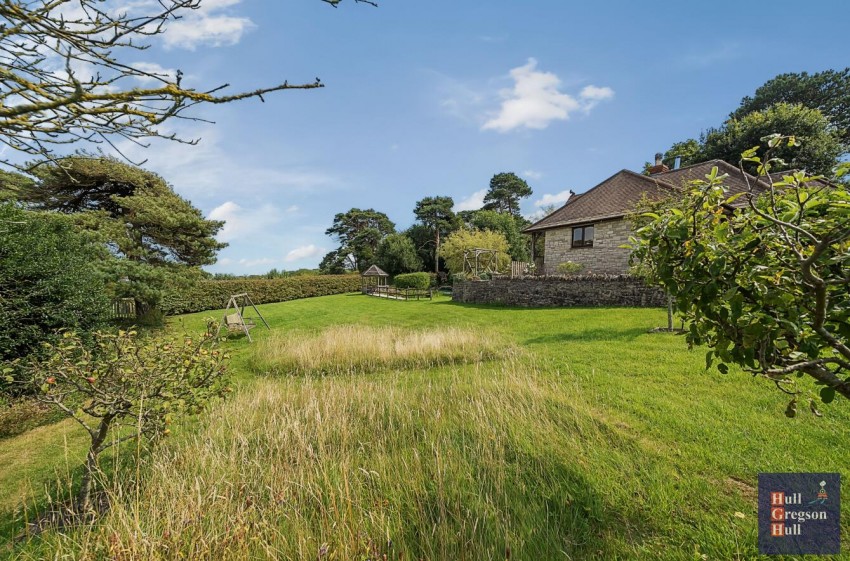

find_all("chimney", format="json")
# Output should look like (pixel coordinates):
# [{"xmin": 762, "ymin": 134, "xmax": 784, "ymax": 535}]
[{"xmin": 648, "ymin": 152, "xmax": 669, "ymax": 174}]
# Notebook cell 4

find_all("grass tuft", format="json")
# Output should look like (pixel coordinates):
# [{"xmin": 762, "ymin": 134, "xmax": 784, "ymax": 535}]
[{"xmin": 250, "ymin": 325, "xmax": 506, "ymax": 375}]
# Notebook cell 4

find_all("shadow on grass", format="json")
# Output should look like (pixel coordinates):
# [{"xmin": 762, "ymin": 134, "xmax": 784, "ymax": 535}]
[
  {"xmin": 524, "ymin": 326, "xmax": 648, "ymax": 344},
  {"xmin": 392, "ymin": 426, "xmax": 666, "ymax": 560}
]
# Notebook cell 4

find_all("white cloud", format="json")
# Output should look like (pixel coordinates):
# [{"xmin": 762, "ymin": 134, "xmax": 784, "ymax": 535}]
[
  {"xmin": 454, "ymin": 189, "xmax": 487, "ymax": 212},
  {"xmin": 238, "ymin": 257, "xmax": 275, "ymax": 267},
  {"xmin": 112, "ymin": 125, "xmax": 338, "ymax": 199},
  {"xmin": 579, "ymin": 85, "xmax": 615, "ymax": 111},
  {"xmin": 161, "ymin": 0, "xmax": 255, "ymax": 50},
  {"xmin": 286, "ymin": 244, "xmax": 324, "ymax": 262},
  {"xmin": 482, "ymin": 58, "xmax": 614, "ymax": 133},
  {"xmin": 523, "ymin": 169, "xmax": 543, "ymax": 180},
  {"xmin": 525, "ymin": 208, "xmax": 549, "ymax": 222},
  {"xmin": 535, "ymin": 189, "xmax": 572, "ymax": 208},
  {"xmin": 208, "ymin": 201, "xmax": 282, "ymax": 243},
  {"xmin": 131, "ymin": 62, "xmax": 178, "ymax": 85}
]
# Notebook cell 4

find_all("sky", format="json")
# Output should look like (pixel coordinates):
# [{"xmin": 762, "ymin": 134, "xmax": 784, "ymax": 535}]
[{"xmin": 64, "ymin": 0, "xmax": 850, "ymax": 272}]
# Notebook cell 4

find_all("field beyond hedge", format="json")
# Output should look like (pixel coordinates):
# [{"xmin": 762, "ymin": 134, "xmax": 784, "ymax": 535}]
[{"xmin": 2, "ymin": 294, "xmax": 848, "ymax": 560}]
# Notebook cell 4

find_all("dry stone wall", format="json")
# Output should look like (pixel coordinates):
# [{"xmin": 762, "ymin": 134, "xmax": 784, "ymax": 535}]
[
  {"xmin": 543, "ymin": 218, "xmax": 633, "ymax": 275},
  {"xmin": 452, "ymin": 276, "xmax": 666, "ymax": 308}
]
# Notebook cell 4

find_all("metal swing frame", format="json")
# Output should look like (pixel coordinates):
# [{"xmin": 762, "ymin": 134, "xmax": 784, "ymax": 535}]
[{"xmin": 215, "ymin": 293, "xmax": 270, "ymax": 342}]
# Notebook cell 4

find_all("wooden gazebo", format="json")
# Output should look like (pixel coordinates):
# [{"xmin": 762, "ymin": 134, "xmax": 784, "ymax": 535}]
[{"xmin": 361, "ymin": 264, "xmax": 389, "ymax": 294}]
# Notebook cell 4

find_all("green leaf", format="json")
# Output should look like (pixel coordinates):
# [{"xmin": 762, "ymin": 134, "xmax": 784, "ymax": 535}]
[
  {"xmin": 717, "ymin": 363, "xmax": 729, "ymax": 374},
  {"xmin": 819, "ymin": 387, "xmax": 836, "ymax": 404},
  {"xmin": 705, "ymin": 351, "xmax": 714, "ymax": 370}
]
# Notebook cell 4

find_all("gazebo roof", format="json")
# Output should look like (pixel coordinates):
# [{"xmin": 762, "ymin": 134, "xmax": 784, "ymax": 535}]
[{"xmin": 361, "ymin": 264, "xmax": 388, "ymax": 277}]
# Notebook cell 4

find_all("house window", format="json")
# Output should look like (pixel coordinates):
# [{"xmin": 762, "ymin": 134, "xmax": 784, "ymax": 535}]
[{"xmin": 572, "ymin": 225, "xmax": 594, "ymax": 248}]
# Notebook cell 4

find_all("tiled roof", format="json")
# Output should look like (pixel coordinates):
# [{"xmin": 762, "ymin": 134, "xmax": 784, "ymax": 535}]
[
  {"xmin": 523, "ymin": 170, "xmax": 678, "ymax": 233},
  {"xmin": 652, "ymin": 159, "xmax": 768, "ymax": 206},
  {"xmin": 522, "ymin": 159, "xmax": 830, "ymax": 234}
]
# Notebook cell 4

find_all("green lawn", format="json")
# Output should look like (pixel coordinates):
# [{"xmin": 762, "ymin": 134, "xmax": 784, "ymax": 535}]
[{"xmin": 2, "ymin": 293, "xmax": 848, "ymax": 560}]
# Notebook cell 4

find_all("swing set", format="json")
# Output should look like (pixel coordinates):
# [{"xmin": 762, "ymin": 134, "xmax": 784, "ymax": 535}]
[{"xmin": 215, "ymin": 293, "xmax": 270, "ymax": 342}]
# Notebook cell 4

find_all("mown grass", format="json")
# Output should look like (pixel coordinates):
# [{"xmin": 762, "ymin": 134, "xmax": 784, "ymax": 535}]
[
  {"xmin": 250, "ymin": 324, "xmax": 508, "ymax": 375},
  {"xmin": 2, "ymin": 293, "xmax": 849, "ymax": 560}
]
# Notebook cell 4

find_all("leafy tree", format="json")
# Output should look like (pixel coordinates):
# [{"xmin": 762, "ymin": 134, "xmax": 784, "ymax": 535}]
[
  {"xmin": 376, "ymin": 233, "xmax": 422, "ymax": 276},
  {"xmin": 21, "ymin": 157, "xmax": 225, "ymax": 312},
  {"xmin": 482, "ymin": 173, "xmax": 533, "ymax": 216},
  {"xmin": 631, "ymin": 137, "xmax": 850, "ymax": 411},
  {"xmin": 0, "ymin": 169, "xmax": 34, "ymax": 201},
  {"xmin": 404, "ymin": 224, "xmax": 440, "ymax": 273},
  {"xmin": 28, "ymin": 157, "xmax": 225, "ymax": 266},
  {"xmin": 701, "ymin": 104, "xmax": 843, "ymax": 177},
  {"xmin": 733, "ymin": 68, "xmax": 850, "ymax": 148},
  {"xmin": 413, "ymin": 196, "xmax": 457, "ymax": 273},
  {"xmin": 0, "ymin": 204, "xmax": 110, "ymax": 365},
  {"xmin": 0, "ymin": 0, "xmax": 374, "ymax": 169},
  {"xmin": 325, "ymin": 208, "xmax": 395, "ymax": 272},
  {"xmin": 469, "ymin": 210, "xmax": 529, "ymax": 262},
  {"xmin": 439, "ymin": 229, "xmax": 510, "ymax": 275},
  {"xmin": 318, "ymin": 249, "xmax": 349, "ymax": 274},
  {"xmin": 10, "ymin": 329, "xmax": 230, "ymax": 513}
]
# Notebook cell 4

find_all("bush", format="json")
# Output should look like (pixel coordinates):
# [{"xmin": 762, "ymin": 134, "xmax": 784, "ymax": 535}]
[
  {"xmin": 393, "ymin": 272, "xmax": 430, "ymax": 289},
  {"xmin": 160, "ymin": 275, "xmax": 361, "ymax": 315},
  {"xmin": 439, "ymin": 229, "xmax": 510, "ymax": 274},
  {"xmin": 0, "ymin": 396, "xmax": 66, "ymax": 439},
  {"xmin": 13, "ymin": 329, "xmax": 230, "ymax": 512},
  {"xmin": 0, "ymin": 204, "xmax": 110, "ymax": 365},
  {"xmin": 556, "ymin": 261, "xmax": 584, "ymax": 275}
]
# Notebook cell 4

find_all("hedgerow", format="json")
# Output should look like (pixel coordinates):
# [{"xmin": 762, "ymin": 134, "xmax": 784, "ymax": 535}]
[
  {"xmin": 393, "ymin": 272, "xmax": 430, "ymax": 289},
  {"xmin": 160, "ymin": 275, "xmax": 361, "ymax": 315}
]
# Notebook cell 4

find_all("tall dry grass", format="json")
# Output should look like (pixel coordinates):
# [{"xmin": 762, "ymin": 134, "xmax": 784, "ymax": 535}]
[
  {"xmin": 15, "ymin": 358, "xmax": 624, "ymax": 560},
  {"xmin": 250, "ymin": 325, "xmax": 506, "ymax": 375}
]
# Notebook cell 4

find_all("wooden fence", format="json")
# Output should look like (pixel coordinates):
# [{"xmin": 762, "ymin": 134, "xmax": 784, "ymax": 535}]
[
  {"xmin": 364, "ymin": 286, "xmax": 433, "ymax": 301},
  {"xmin": 510, "ymin": 261, "xmax": 533, "ymax": 278},
  {"xmin": 111, "ymin": 298, "xmax": 137, "ymax": 320}
]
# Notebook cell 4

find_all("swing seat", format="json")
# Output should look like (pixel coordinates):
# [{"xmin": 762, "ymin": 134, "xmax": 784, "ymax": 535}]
[{"xmin": 224, "ymin": 313, "xmax": 255, "ymax": 331}]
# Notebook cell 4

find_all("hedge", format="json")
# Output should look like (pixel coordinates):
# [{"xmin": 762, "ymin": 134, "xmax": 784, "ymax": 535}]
[
  {"xmin": 393, "ymin": 272, "xmax": 430, "ymax": 290},
  {"xmin": 161, "ymin": 275, "xmax": 361, "ymax": 315}
]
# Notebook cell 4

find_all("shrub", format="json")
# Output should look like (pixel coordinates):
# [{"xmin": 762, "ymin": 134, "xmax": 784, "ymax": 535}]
[
  {"xmin": 556, "ymin": 261, "xmax": 584, "ymax": 275},
  {"xmin": 0, "ymin": 396, "xmax": 65, "ymax": 439},
  {"xmin": 631, "ymin": 137, "xmax": 850, "ymax": 408},
  {"xmin": 0, "ymin": 204, "xmax": 110, "ymax": 366},
  {"xmin": 393, "ymin": 272, "xmax": 430, "ymax": 289},
  {"xmin": 11, "ymin": 329, "xmax": 230, "ymax": 513},
  {"xmin": 439, "ymin": 229, "xmax": 510, "ymax": 274},
  {"xmin": 160, "ymin": 275, "xmax": 361, "ymax": 315}
]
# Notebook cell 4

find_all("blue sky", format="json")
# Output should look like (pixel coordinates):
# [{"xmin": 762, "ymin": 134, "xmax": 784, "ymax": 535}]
[{"xmin": 97, "ymin": 0, "xmax": 849, "ymax": 272}]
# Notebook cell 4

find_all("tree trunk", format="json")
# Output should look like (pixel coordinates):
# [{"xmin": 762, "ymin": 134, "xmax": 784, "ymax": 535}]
[
  {"xmin": 434, "ymin": 229, "xmax": 440, "ymax": 274},
  {"xmin": 76, "ymin": 415, "xmax": 113, "ymax": 514}
]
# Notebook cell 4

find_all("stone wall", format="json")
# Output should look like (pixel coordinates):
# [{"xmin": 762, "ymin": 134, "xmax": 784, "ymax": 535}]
[
  {"xmin": 543, "ymin": 218, "xmax": 633, "ymax": 275},
  {"xmin": 452, "ymin": 276, "xmax": 666, "ymax": 308}
]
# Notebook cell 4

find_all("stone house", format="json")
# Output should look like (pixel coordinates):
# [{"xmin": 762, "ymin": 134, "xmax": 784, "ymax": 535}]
[{"xmin": 523, "ymin": 157, "xmax": 775, "ymax": 275}]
